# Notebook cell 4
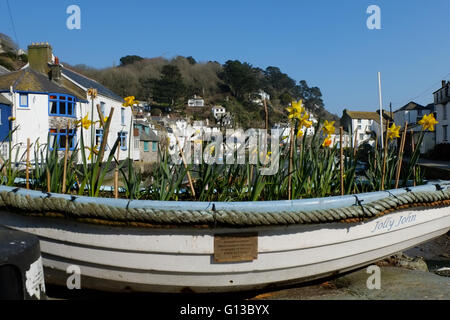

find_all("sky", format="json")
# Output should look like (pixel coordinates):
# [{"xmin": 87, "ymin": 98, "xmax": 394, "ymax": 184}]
[{"xmin": 1, "ymin": 0, "xmax": 450, "ymax": 116}]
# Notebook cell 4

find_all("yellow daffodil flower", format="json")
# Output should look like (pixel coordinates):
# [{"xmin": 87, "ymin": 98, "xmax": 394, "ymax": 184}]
[
  {"xmin": 418, "ymin": 113, "xmax": 438, "ymax": 132},
  {"xmin": 298, "ymin": 112, "xmax": 313, "ymax": 129},
  {"xmin": 296, "ymin": 129, "xmax": 304, "ymax": 138},
  {"xmin": 322, "ymin": 135, "xmax": 332, "ymax": 148},
  {"xmin": 286, "ymin": 99, "xmax": 304, "ymax": 120},
  {"xmin": 86, "ymin": 145, "xmax": 99, "ymax": 161},
  {"xmin": 8, "ymin": 116, "xmax": 15, "ymax": 121},
  {"xmin": 79, "ymin": 113, "xmax": 92, "ymax": 130},
  {"xmin": 387, "ymin": 123, "xmax": 401, "ymax": 140},
  {"xmin": 123, "ymin": 96, "xmax": 136, "ymax": 107},
  {"xmin": 322, "ymin": 120, "xmax": 335, "ymax": 136}
]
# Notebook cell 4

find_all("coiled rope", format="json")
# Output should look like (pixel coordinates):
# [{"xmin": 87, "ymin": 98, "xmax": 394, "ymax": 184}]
[{"xmin": 0, "ymin": 188, "xmax": 449, "ymax": 228}]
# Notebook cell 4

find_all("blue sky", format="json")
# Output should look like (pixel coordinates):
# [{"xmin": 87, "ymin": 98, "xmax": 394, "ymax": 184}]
[{"xmin": 1, "ymin": 0, "xmax": 449, "ymax": 116}]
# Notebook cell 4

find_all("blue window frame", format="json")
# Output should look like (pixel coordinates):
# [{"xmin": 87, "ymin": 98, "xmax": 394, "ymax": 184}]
[
  {"xmin": 96, "ymin": 129, "xmax": 108, "ymax": 150},
  {"xmin": 118, "ymin": 131, "xmax": 127, "ymax": 150},
  {"xmin": 49, "ymin": 94, "xmax": 76, "ymax": 117},
  {"xmin": 49, "ymin": 128, "xmax": 76, "ymax": 151},
  {"xmin": 152, "ymin": 141, "xmax": 157, "ymax": 152},
  {"xmin": 144, "ymin": 141, "xmax": 149, "ymax": 152},
  {"xmin": 19, "ymin": 94, "xmax": 28, "ymax": 108}
]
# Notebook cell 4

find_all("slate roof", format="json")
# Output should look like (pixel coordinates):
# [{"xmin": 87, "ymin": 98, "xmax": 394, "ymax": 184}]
[
  {"xmin": 395, "ymin": 101, "xmax": 428, "ymax": 112},
  {"xmin": 0, "ymin": 65, "xmax": 10, "ymax": 76},
  {"xmin": 344, "ymin": 110, "xmax": 391, "ymax": 124},
  {"xmin": 0, "ymin": 67, "xmax": 83, "ymax": 99},
  {"xmin": 139, "ymin": 129, "xmax": 160, "ymax": 142},
  {"xmin": 62, "ymin": 67, "xmax": 123, "ymax": 102},
  {"xmin": 0, "ymin": 94, "xmax": 11, "ymax": 105}
]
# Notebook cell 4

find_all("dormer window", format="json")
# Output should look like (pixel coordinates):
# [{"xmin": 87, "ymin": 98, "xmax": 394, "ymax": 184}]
[{"xmin": 49, "ymin": 94, "xmax": 76, "ymax": 117}]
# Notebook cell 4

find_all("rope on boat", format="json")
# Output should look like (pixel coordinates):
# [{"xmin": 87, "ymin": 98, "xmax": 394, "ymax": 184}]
[{"xmin": 0, "ymin": 188, "xmax": 449, "ymax": 227}]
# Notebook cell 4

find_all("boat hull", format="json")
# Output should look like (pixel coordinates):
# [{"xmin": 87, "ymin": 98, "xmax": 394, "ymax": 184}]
[{"xmin": 0, "ymin": 205, "xmax": 449, "ymax": 293}]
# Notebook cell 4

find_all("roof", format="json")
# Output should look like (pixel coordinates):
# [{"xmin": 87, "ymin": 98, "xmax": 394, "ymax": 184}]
[
  {"xmin": 344, "ymin": 110, "xmax": 391, "ymax": 125},
  {"xmin": 0, "ymin": 65, "xmax": 10, "ymax": 76},
  {"xmin": 61, "ymin": 67, "xmax": 123, "ymax": 102},
  {"xmin": 139, "ymin": 129, "xmax": 160, "ymax": 142},
  {"xmin": 0, "ymin": 67, "xmax": 84, "ymax": 98},
  {"xmin": 395, "ymin": 101, "xmax": 427, "ymax": 112},
  {"xmin": 0, "ymin": 94, "xmax": 11, "ymax": 105}
]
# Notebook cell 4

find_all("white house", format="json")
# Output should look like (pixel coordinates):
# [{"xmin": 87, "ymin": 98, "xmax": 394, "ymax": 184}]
[
  {"xmin": 188, "ymin": 95, "xmax": 204, "ymax": 107},
  {"xmin": 341, "ymin": 110, "xmax": 392, "ymax": 147},
  {"xmin": 0, "ymin": 42, "xmax": 136, "ymax": 163},
  {"xmin": 252, "ymin": 90, "xmax": 270, "ymax": 106},
  {"xmin": 211, "ymin": 106, "xmax": 226, "ymax": 119},
  {"xmin": 433, "ymin": 81, "xmax": 450, "ymax": 145}
]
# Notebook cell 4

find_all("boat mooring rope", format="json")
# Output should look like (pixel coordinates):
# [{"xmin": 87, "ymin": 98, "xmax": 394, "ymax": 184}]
[{"xmin": 0, "ymin": 188, "xmax": 449, "ymax": 227}]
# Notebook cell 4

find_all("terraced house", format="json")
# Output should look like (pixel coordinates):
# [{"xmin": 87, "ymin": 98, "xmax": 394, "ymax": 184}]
[{"xmin": 0, "ymin": 42, "xmax": 137, "ymax": 162}]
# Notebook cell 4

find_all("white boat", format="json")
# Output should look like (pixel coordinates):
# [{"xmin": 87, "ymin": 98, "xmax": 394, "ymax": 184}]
[{"xmin": 0, "ymin": 181, "xmax": 449, "ymax": 293}]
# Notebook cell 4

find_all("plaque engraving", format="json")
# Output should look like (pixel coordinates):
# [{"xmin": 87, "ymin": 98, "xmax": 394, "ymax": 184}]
[{"xmin": 213, "ymin": 233, "xmax": 258, "ymax": 263}]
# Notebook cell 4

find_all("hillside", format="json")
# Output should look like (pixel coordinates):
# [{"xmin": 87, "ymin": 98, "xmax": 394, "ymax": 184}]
[{"xmin": 68, "ymin": 55, "xmax": 340, "ymax": 128}]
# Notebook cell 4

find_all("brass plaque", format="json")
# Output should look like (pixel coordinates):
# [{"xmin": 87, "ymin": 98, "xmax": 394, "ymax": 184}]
[{"xmin": 213, "ymin": 233, "xmax": 258, "ymax": 263}]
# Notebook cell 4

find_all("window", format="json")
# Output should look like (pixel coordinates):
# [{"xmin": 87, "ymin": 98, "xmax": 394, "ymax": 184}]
[
  {"xmin": 118, "ymin": 131, "xmax": 127, "ymax": 150},
  {"xmin": 121, "ymin": 108, "xmax": 125, "ymax": 125},
  {"xmin": 152, "ymin": 141, "xmax": 157, "ymax": 152},
  {"xmin": 357, "ymin": 125, "xmax": 362, "ymax": 130},
  {"xmin": 359, "ymin": 133, "xmax": 364, "ymax": 140},
  {"xmin": 95, "ymin": 129, "xmax": 108, "ymax": 150},
  {"xmin": 134, "ymin": 138, "xmax": 139, "ymax": 149},
  {"xmin": 444, "ymin": 125, "xmax": 448, "ymax": 141},
  {"xmin": 49, "ymin": 94, "xmax": 76, "ymax": 117},
  {"xmin": 49, "ymin": 129, "xmax": 76, "ymax": 151},
  {"xmin": 357, "ymin": 119, "xmax": 362, "ymax": 124},
  {"xmin": 19, "ymin": 94, "xmax": 28, "ymax": 108},
  {"xmin": 144, "ymin": 141, "xmax": 149, "ymax": 152}
]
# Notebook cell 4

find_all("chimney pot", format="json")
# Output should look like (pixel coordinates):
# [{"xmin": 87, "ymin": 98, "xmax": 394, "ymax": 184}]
[{"xmin": 443, "ymin": 80, "xmax": 447, "ymax": 88}]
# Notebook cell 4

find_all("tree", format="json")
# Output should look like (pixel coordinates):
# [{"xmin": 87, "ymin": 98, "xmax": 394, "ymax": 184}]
[
  {"xmin": 119, "ymin": 55, "xmax": 144, "ymax": 67},
  {"xmin": 186, "ymin": 56, "xmax": 196, "ymax": 65},
  {"xmin": 151, "ymin": 64, "xmax": 186, "ymax": 107},
  {"xmin": 220, "ymin": 60, "xmax": 260, "ymax": 100},
  {"xmin": 0, "ymin": 33, "xmax": 18, "ymax": 53}
]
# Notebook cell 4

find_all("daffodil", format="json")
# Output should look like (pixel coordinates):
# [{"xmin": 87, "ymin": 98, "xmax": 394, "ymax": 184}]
[
  {"xmin": 418, "ymin": 113, "xmax": 439, "ymax": 132},
  {"xmin": 296, "ymin": 129, "xmax": 304, "ymax": 138},
  {"xmin": 298, "ymin": 112, "xmax": 313, "ymax": 129},
  {"xmin": 286, "ymin": 99, "xmax": 304, "ymax": 120},
  {"xmin": 77, "ymin": 113, "xmax": 93, "ymax": 130},
  {"xmin": 387, "ymin": 123, "xmax": 401, "ymax": 140},
  {"xmin": 8, "ymin": 116, "xmax": 15, "ymax": 121},
  {"xmin": 123, "ymin": 96, "xmax": 136, "ymax": 107},
  {"xmin": 322, "ymin": 120, "xmax": 335, "ymax": 136},
  {"xmin": 86, "ymin": 145, "xmax": 99, "ymax": 161},
  {"xmin": 322, "ymin": 135, "xmax": 332, "ymax": 148}
]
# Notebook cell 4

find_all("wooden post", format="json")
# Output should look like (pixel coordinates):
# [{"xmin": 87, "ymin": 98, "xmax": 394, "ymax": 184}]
[
  {"xmin": 288, "ymin": 125, "xmax": 294, "ymax": 200},
  {"xmin": 26, "ymin": 138, "xmax": 30, "ymax": 189},
  {"xmin": 62, "ymin": 124, "xmax": 69, "ymax": 194},
  {"xmin": 175, "ymin": 135, "xmax": 196, "ymax": 198},
  {"xmin": 395, "ymin": 123, "xmax": 408, "ymax": 189},
  {"xmin": 411, "ymin": 129, "xmax": 416, "ymax": 186},
  {"xmin": 263, "ymin": 98, "xmax": 269, "ymax": 131},
  {"xmin": 114, "ymin": 141, "xmax": 120, "ymax": 199},
  {"xmin": 340, "ymin": 127, "xmax": 344, "ymax": 195},
  {"xmin": 381, "ymin": 120, "xmax": 390, "ymax": 190},
  {"xmin": 46, "ymin": 168, "xmax": 51, "ymax": 193}
]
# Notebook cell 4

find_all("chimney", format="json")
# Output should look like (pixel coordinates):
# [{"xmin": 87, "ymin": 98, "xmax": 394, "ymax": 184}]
[
  {"xmin": 27, "ymin": 42, "xmax": 52, "ymax": 74},
  {"xmin": 442, "ymin": 80, "xmax": 447, "ymax": 88},
  {"xmin": 49, "ymin": 56, "xmax": 62, "ymax": 83}
]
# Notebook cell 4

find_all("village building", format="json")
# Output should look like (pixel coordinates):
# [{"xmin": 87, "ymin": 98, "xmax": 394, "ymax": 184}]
[
  {"xmin": 433, "ymin": 81, "xmax": 450, "ymax": 145},
  {"xmin": 0, "ymin": 42, "xmax": 136, "ymax": 163}
]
